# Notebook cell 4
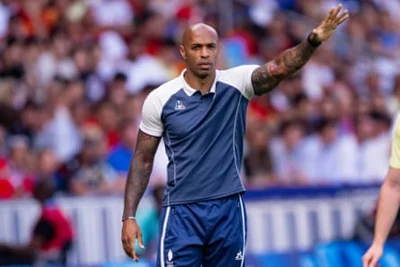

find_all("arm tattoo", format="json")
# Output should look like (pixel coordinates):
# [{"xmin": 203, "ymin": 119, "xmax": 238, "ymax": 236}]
[
  {"xmin": 123, "ymin": 130, "xmax": 161, "ymax": 218},
  {"xmin": 251, "ymin": 39, "xmax": 318, "ymax": 95}
]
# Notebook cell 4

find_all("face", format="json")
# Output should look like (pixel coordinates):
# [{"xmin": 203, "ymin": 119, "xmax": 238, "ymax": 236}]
[
  {"xmin": 321, "ymin": 125, "xmax": 338, "ymax": 144},
  {"xmin": 10, "ymin": 143, "xmax": 28, "ymax": 165},
  {"xmin": 356, "ymin": 116, "xmax": 373, "ymax": 141},
  {"xmin": 38, "ymin": 149, "xmax": 58, "ymax": 175},
  {"xmin": 180, "ymin": 26, "xmax": 219, "ymax": 78},
  {"xmin": 283, "ymin": 125, "xmax": 304, "ymax": 149},
  {"xmin": 82, "ymin": 136, "xmax": 106, "ymax": 162},
  {"xmin": 252, "ymin": 126, "xmax": 269, "ymax": 148},
  {"xmin": 97, "ymin": 103, "xmax": 118, "ymax": 130}
]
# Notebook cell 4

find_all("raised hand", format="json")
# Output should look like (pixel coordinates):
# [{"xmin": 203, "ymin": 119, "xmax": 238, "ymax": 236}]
[{"xmin": 309, "ymin": 4, "xmax": 349, "ymax": 43}]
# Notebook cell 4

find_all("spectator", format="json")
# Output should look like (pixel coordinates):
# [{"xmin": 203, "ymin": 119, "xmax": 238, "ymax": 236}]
[
  {"xmin": 357, "ymin": 111, "xmax": 392, "ymax": 181},
  {"xmin": 0, "ymin": 179, "xmax": 74, "ymax": 265},
  {"xmin": 244, "ymin": 122, "xmax": 274, "ymax": 186},
  {"xmin": 107, "ymin": 119, "xmax": 137, "ymax": 174},
  {"xmin": 302, "ymin": 118, "xmax": 359, "ymax": 184},
  {"xmin": 35, "ymin": 148, "xmax": 64, "ymax": 192},
  {"xmin": 68, "ymin": 125, "xmax": 124, "ymax": 196},
  {"xmin": 95, "ymin": 100, "xmax": 121, "ymax": 149},
  {"xmin": 107, "ymin": 72, "xmax": 128, "ymax": 110},
  {"xmin": 5, "ymin": 135, "xmax": 35, "ymax": 198},
  {"xmin": 45, "ymin": 78, "xmax": 84, "ymax": 162},
  {"xmin": 270, "ymin": 120, "xmax": 307, "ymax": 185},
  {"xmin": 8, "ymin": 100, "xmax": 44, "ymax": 146}
]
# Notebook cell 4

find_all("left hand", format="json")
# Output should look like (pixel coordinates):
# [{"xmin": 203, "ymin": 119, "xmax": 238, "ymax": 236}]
[{"xmin": 310, "ymin": 4, "xmax": 349, "ymax": 43}]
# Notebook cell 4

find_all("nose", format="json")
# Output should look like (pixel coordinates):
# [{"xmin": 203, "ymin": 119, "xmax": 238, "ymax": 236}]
[{"xmin": 200, "ymin": 47, "xmax": 209, "ymax": 58}]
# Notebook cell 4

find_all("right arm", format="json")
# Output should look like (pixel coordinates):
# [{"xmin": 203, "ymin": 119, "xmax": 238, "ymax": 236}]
[
  {"xmin": 363, "ymin": 118, "xmax": 400, "ymax": 267},
  {"xmin": 373, "ymin": 168, "xmax": 400, "ymax": 246},
  {"xmin": 121, "ymin": 130, "xmax": 160, "ymax": 262},
  {"xmin": 362, "ymin": 168, "xmax": 400, "ymax": 267},
  {"xmin": 121, "ymin": 90, "xmax": 164, "ymax": 262},
  {"xmin": 122, "ymin": 130, "xmax": 161, "ymax": 219}
]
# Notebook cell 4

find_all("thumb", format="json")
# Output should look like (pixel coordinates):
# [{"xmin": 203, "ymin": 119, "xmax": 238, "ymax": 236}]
[{"xmin": 138, "ymin": 232, "xmax": 145, "ymax": 249}]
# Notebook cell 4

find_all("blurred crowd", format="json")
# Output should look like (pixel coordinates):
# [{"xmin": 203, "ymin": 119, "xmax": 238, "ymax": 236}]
[{"xmin": 0, "ymin": 0, "xmax": 399, "ymax": 200}]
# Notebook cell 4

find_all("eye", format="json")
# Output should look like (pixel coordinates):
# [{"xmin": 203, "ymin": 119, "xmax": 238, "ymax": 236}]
[{"xmin": 192, "ymin": 45, "xmax": 201, "ymax": 50}]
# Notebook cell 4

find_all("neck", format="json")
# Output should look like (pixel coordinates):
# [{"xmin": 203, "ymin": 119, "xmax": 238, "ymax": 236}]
[{"xmin": 184, "ymin": 69, "xmax": 216, "ymax": 95}]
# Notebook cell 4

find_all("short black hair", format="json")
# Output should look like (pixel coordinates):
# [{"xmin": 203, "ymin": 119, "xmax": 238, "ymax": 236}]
[
  {"xmin": 370, "ymin": 111, "xmax": 392, "ymax": 128},
  {"xmin": 113, "ymin": 72, "xmax": 127, "ymax": 82},
  {"xmin": 316, "ymin": 118, "xmax": 338, "ymax": 133},
  {"xmin": 279, "ymin": 119, "xmax": 305, "ymax": 136},
  {"xmin": 33, "ymin": 179, "xmax": 56, "ymax": 202}
]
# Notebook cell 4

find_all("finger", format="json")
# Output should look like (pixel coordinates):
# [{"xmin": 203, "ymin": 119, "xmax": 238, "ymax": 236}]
[
  {"xmin": 362, "ymin": 255, "xmax": 370, "ymax": 267},
  {"xmin": 336, "ymin": 10, "xmax": 349, "ymax": 25},
  {"xmin": 362, "ymin": 258, "xmax": 368, "ymax": 267},
  {"xmin": 132, "ymin": 251, "xmax": 139, "ymax": 262},
  {"xmin": 332, "ymin": 4, "xmax": 343, "ymax": 18},
  {"xmin": 326, "ymin": 7, "xmax": 336, "ymax": 21},
  {"xmin": 122, "ymin": 242, "xmax": 133, "ymax": 258},
  {"xmin": 131, "ymin": 242, "xmax": 139, "ymax": 262},
  {"xmin": 122, "ymin": 235, "xmax": 137, "ymax": 260},
  {"xmin": 138, "ymin": 231, "xmax": 145, "ymax": 249},
  {"xmin": 369, "ymin": 257, "xmax": 378, "ymax": 267}
]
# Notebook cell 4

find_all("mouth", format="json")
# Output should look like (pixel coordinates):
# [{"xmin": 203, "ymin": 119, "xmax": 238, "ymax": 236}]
[{"xmin": 198, "ymin": 63, "xmax": 212, "ymax": 69}]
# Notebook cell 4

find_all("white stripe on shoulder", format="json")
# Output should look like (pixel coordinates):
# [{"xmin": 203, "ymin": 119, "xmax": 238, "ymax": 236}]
[
  {"xmin": 151, "ymin": 77, "xmax": 184, "ymax": 107},
  {"xmin": 139, "ymin": 77, "xmax": 183, "ymax": 137},
  {"xmin": 218, "ymin": 65, "xmax": 259, "ymax": 100}
]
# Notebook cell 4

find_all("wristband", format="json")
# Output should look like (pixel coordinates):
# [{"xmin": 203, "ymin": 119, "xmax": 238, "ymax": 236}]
[
  {"xmin": 122, "ymin": 216, "xmax": 136, "ymax": 222},
  {"xmin": 307, "ymin": 33, "xmax": 321, "ymax": 47}
]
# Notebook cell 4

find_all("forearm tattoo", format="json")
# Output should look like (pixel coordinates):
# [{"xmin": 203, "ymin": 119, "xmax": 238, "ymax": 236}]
[
  {"xmin": 251, "ymin": 39, "xmax": 318, "ymax": 95},
  {"xmin": 123, "ymin": 130, "xmax": 161, "ymax": 218}
]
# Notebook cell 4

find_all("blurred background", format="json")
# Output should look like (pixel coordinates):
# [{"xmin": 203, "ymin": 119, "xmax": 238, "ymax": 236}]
[{"xmin": 0, "ymin": 0, "xmax": 400, "ymax": 266}]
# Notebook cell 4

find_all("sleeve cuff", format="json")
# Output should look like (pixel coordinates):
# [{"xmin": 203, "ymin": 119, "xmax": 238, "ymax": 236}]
[{"xmin": 139, "ymin": 123, "xmax": 163, "ymax": 137}]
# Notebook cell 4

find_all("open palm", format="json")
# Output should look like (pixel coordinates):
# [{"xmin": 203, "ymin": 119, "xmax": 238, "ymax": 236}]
[{"xmin": 312, "ymin": 4, "xmax": 349, "ymax": 42}]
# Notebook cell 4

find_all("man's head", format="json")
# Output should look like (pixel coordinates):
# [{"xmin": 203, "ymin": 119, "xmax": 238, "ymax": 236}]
[
  {"xmin": 180, "ymin": 23, "xmax": 219, "ymax": 78},
  {"xmin": 280, "ymin": 120, "xmax": 306, "ymax": 150},
  {"xmin": 33, "ymin": 179, "xmax": 56, "ymax": 204},
  {"xmin": 317, "ymin": 118, "xmax": 338, "ymax": 145}
]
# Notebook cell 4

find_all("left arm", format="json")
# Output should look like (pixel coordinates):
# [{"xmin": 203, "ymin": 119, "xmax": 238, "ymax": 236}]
[
  {"xmin": 251, "ymin": 4, "xmax": 349, "ymax": 96},
  {"xmin": 251, "ymin": 38, "xmax": 318, "ymax": 95}
]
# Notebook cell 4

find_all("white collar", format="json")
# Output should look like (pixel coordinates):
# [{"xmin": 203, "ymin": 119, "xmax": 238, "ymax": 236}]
[{"xmin": 179, "ymin": 69, "xmax": 219, "ymax": 96}]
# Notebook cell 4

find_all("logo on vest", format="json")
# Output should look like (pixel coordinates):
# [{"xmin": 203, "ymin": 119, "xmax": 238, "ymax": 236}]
[
  {"xmin": 174, "ymin": 100, "xmax": 185, "ymax": 110},
  {"xmin": 235, "ymin": 250, "xmax": 244, "ymax": 261}
]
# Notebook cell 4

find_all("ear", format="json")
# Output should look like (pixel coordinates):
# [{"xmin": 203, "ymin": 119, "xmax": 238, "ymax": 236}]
[{"xmin": 179, "ymin": 45, "xmax": 186, "ymax": 61}]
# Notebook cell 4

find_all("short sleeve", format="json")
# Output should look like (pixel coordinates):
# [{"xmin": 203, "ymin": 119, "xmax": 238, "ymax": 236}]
[
  {"xmin": 390, "ymin": 115, "xmax": 400, "ymax": 169},
  {"xmin": 33, "ymin": 218, "xmax": 55, "ymax": 242},
  {"xmin": 139, "ymin": 92, "xmax": 164, "ymax": 137},
  {"xmin": 219, "ymin": 65, "xmax": 259, "ymax": 99}
]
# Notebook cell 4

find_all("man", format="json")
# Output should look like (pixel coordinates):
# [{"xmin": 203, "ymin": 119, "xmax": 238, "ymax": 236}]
[
  {"xmin": 0, "ymin": 179, "xmax": 74, "ymax": 265},
  {"xmin": 362, "ymin": 114, "xmax": 400, "ymax": 267},
  {"xmin": 122, "ymin": 4, "xmax": 348, "ymax": 266}
]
